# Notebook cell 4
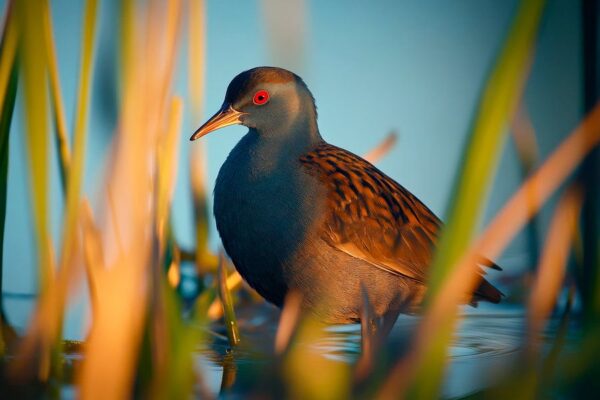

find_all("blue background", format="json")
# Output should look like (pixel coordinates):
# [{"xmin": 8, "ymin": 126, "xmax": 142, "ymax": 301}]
[{"xmin": 1, "ymin": 0, "xmax": 583, "ymax": 338}]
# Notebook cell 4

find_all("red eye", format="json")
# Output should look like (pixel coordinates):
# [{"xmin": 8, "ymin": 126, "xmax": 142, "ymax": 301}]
[{"xmin": 252, "ymin": 90, "xmax": 270, "ymax": 105}]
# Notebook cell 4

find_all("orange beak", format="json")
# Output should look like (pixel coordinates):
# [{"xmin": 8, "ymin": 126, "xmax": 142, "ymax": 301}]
[{"xmin": 190, "ymin": 105, "xmax": 246, "ymax": 141}]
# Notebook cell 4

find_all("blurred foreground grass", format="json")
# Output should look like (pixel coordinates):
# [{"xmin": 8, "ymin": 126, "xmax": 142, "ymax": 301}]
[{"xmin": 0, "ymin": 0, "xmax": 599, "ymax": 399}]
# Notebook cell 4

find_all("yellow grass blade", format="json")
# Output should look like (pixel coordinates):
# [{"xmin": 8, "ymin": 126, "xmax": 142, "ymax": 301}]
[
  {"xmin": 60, "ymin": 0, "xmax": 98, "ymax": 283},
  {"xmin": 217, "ymin": 252, "xmax": 240, "ymax": 346},
  {"xmin": 283, "ymin": 316, "xmax": 351, "ymax": 400},
  {"xmin": 16, "ymin": 0, "xmax": 52, "ymax": 292},
  {"xmin": 78, "ymin": 1, "xmax": 184, "ymax": 396},
  {"xmin": 47, "ymin": 0, "xmax": 99, "ymax": 378},
  {"xmin": 42, "ymin": 0, "xmax": 71, "ymax": 191},
  {"xmin": 156, "ymin": 96, "xmax": 183, "ymax": 239},
  {"xmin": 207, "ymin": 268, "xmax": 243, "ymax": 320},
  {"xmin": 11, "ymin": 0, "xmax": 99, "ymax": 382},
  {"xmin": 119, "ymin": 0, "xmax": 134, "ymax": 93},
  {"xmin": 80, "ymin": 200, "xmax": 103, "ymax": 313}
]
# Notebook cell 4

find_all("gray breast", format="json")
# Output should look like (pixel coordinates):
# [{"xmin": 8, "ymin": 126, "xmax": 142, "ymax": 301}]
[{"xmin": 213, "ymin": 131, "xmax": 325, "ymax": 306}]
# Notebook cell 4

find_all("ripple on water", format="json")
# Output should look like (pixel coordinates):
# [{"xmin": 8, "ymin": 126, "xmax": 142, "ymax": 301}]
[{"xmin": 196, "ymin": 304, "xmax": 579, "ymax": 398}]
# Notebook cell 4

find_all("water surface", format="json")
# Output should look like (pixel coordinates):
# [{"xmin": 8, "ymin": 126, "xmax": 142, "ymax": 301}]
[{"xmin": 196, "ymin": 302, "xmax": 578, "ymax": 398}]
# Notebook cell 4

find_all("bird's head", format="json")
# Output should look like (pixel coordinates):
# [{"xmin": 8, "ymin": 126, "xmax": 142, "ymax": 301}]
[{"xmin": 190, "ymin": 67, "xmax": 318, "ymax": 141}]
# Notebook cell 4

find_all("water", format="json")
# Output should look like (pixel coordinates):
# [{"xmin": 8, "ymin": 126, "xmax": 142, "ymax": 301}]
[
  {"xmin": 195, "ymin": 302, "xmax": 578, "ymax": 398},
  {"xmin": 4, "ymin": 297, "xmax": 578, "ymax": 398}
]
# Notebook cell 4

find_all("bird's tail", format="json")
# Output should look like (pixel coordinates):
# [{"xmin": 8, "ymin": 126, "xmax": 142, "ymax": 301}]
[{"xmin": 472, "ymin": 278, "xmax": 504, "ymax": 305}]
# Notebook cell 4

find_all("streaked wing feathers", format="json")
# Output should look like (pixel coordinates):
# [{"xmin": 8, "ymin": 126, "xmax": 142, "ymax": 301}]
[{"xmin": 300, "ymin": 143, "xmax": 442, "ymax": 283}]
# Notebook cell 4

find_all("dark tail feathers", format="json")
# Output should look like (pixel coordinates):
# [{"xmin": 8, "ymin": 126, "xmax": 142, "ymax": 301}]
[{"xmin": 472, "ymin": 278, "xmax": 504, "ymax": 305}]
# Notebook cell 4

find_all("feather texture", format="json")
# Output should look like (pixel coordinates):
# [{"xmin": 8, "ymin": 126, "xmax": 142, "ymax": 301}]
[{"xmin": 300, "ymin": 142, "xmax": 502, "ymax": 303}]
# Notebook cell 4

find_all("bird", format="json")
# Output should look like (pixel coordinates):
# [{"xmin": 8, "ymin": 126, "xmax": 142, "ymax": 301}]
[{"xmin": 190, "ymin": 66, "xmax": 502, "ymax": 327}]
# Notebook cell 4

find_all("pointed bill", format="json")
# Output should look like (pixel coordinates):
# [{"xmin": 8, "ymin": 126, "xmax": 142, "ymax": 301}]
[{"xmin": 190, "ymin": 105, "xmax": 245, "ymax": 141}]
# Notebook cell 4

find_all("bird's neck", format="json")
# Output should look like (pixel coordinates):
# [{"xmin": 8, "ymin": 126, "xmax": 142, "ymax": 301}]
[
  {"xmin": 254, "ymin": 104, "xmax": 323, "ymax": 147},
  {"xmin": 239, "ymin": 120, "xmax": 320, "ymax": 178},
  {"xmin": 255, "ymin": 108, "xmax": 322, "ymax": 156}
]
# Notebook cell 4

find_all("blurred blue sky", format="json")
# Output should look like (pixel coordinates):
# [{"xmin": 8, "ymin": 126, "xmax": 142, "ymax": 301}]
[{"xmin": 2, "ymin": 0, "xmax": 582, "ymax": 338}]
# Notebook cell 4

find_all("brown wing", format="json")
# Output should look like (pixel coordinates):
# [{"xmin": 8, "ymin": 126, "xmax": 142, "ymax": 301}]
[{"xmin": 300, "ymin": 142, "xmax": 442, "ymax": 283}]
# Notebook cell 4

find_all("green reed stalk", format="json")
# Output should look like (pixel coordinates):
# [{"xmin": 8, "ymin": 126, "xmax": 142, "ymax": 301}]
[{"xmin": 409, "ymin": 0, "xmax": 546, "ymax": 398}]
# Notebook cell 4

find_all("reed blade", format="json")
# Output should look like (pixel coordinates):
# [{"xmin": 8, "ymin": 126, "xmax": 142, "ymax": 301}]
[
  {"xmin": 42, "ymin": 0, "xmax": 71, "ymax": 192},
  {"xmin": 60, "ymin": 0, "xmax": 98, "ymax": 283},
  {"xmin": 362, "ymin": 131, "xmax": 398, "ymax": 164},
  {"xmin": 526, "ymin": 188, "xmax": 582, "ymax": 355},
  {"xmin": 0, "ymin": 6, "xmax": 18, "ymax": 355},
  {"xmin": 16, "ymin": 0, "xmax": 52, "ymax": 298},
  {"xmin": 380, "ymin": 97, "xmax": 600, "ymax": 400},
  {"xmin": 283, "ymin": 315, "xmax": 350, "ymax": 400},
  {"xmin": 379, "ymin": 1, "xmax": 547, "ymax": 397},
  {"xmin": 511, "ymin": 105, "xmax": 541, "ymax": 272},
  {"xmin": 274, "ymin": 290, "xmax": 303, "ymax": 355},
  {"xmin": 0, "ymin": 2, "xmax": 17, "ymax": 115},
  {"xmin": 217, "ymin": 252, "xmax": 241, "ymax": 347}
]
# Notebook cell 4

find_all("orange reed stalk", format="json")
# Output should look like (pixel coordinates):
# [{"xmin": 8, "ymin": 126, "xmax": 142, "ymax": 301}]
[
  {"xmin": 526, "ymin": 188, "xmax": 582, "ymax": 355},
  {"xmin": 380, "ymin": 102, "xmax": 600, "ymax": 397},
  {"xmin": 77, "ymin": 1, "xmax": 183, "ymax": 398}
]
